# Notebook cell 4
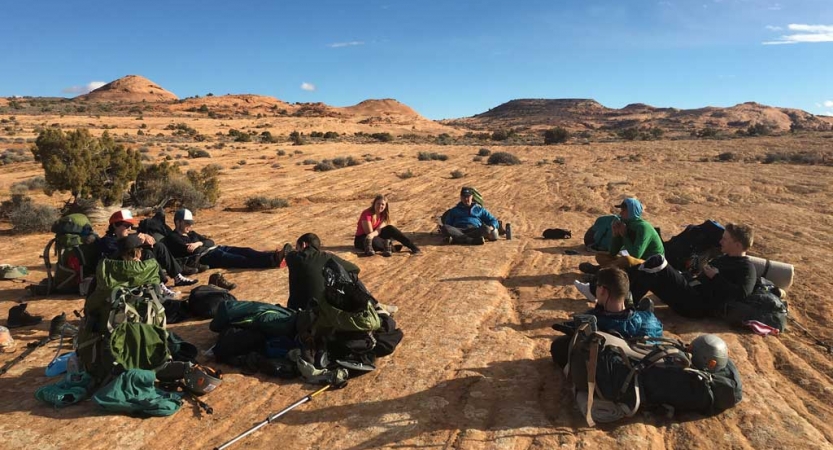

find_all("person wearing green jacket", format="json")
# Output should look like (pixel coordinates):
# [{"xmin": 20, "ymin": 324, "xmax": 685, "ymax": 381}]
[{"xmin": 580, "ymin": 197, "xmax": 664, "ymax": 273}]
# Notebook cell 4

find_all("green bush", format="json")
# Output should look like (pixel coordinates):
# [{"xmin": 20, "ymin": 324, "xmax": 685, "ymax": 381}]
[
  {"xmin": 2, "ymin": 194, "xmax": 59, "ymax": 234},
  {"xmin": 477, "ymin": 148, "xmax": 491, "ymax": 156},
  {"xmin": 370, "ymin": 132, "xmax": 394, "ymax": 143},
  {"xmin": 746, "ymin": 123, "xmax": 771, "ymax": 136},
  {"xmin": 260, "ymin": 131, "xmax": 278, "ymax": 143},
  {"xmin": 277, "ymin": 149, "xmax": 286, "ymax": 156},
  {"xmin": 0, "ymin": 148, "xmax": 32, "ymax": 165},
  {"xmin": 491, "ymin": 129, "xmax": 516, "ymax": 141},
  {"xmin": 487, "ymin": 152, "xmax": 521, "ymax": 165},
  {"xmin": 473, "ymin": 155, "xmax": 483, "ymax": 162},
  {"xmin": 323, "ymin": 131, "xmax": 339, "ymax": 139},
  {"xmin": 245, "ymin": 196, "xmax": 289, "ymax": 211},
  {"xmin": 289, "ymin": 131, "xmax": 305, "ymax": 146},
  {"xmin": 717, "ymin": 152, "xmax": 736, "ymax": 162},
  {"xmin": 397, "ymin": 169, "xmax": 415, "ymax": 179},
  {"xmin": 187, "ymin": 148, "xmax": 211, "ymax": 158},
  {"xmin": 11, "ymin": 176, "xmax": 46, "ymax": 193},
  {"xmin": 313, "ymin": 161, "xmax": 335, "ymax": 171},
  {"xmin": 302, "ymin": 159, "xmax": 319, "ymax": 165},
  {"xmin": 31, "ymin": 129, "xmax": 141, "ymax": 206},
  {"xmin": 617, "ymin": 128, "xmax": 639, "ymax": 141},
  {"xmin": 417, "ymin": 152, "xmax": 448, "ymax": 161},
  {"xmin": 544, "ymin": 127, "xmax": 570, "ymax": 144},
  {"xmin": 450, "ymin": 170, "xmax": 465, "ymax": 179}
]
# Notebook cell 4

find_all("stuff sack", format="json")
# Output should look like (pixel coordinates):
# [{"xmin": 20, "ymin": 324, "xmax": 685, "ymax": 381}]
[
  {"xmin": 723, "ymin": 277, "xmax": 788, "ymax": 332},
  {"xmin": 210, "ymin": 300, "xmax": 296, "ymax": 337},
  {"xmin": 93, "ymin": 368, "xmax": 183, "ymax": 417},
  {"xmin": 641, "ymin": 359, "xmax": 743, "ymax": 415},
  {"xmin": 663, "ymin": 220, "xmax": 724, "ymax": 273},
  {"xmin": 188, "ymin": 285, "xmax": 237, "ymax": 319}
]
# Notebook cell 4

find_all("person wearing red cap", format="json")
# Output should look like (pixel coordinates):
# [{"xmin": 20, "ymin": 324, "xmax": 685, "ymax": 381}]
[{"xmin": 99, "ymin": 210, "xmax": 198, "ymax": 291}]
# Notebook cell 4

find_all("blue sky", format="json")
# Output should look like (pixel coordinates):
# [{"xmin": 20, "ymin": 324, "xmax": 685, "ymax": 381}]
[{"xmin": 1, "ymin": 0, "xmax": 832, "ymax": 119}]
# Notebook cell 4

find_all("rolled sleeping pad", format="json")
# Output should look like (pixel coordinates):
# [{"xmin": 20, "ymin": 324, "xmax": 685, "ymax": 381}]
[{"xmin": 747, "ymin": 255, "xmax": 794, "ymax": 290}]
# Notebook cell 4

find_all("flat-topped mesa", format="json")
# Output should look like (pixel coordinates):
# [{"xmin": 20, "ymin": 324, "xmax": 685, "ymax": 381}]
[
  {"xmin": 75, "ymin": 75, "xmax": 178, "ymax": 102},
  {"xmin": 474, "ymin": 98, "xmax": 608, "ymax": 119}
]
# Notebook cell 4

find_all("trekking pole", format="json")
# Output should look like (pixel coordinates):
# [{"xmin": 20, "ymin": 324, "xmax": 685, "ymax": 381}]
[
  {"xmin": 214, "ymin": 384, "xmax": 331, "ymax": 450},
  {"xmin": 788, "ymin": 317, "xmax": 833, "ymax": 354},
  {"xmin": 0, "ymin": 337, "xmax": 51, "ymax": 376}
]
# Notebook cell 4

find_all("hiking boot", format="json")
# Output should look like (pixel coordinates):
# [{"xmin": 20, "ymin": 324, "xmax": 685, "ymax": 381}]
[
  {"xmin": 639, "ymin": 255, "xmax": 668, "ymax": 274},
  {"xmin": 181, "ymin": 265, "xmax": 199, "ymax": 276},
  {"xmin": 410, "ymin": 247, "xmax": 423, "ymax": 256},
  {"xmin": 363, "ymin": 238, "xmax": 375, "ymax": 257},
  {"xmin": 48, "ymin": 313, "xmax": 78, "ymax": 340},
  {"xmin": 393, "ymin": 244, "xmax": 404, "ymax": 253},
  {"xmin": 573, "ymin": 280, "xmax": 597, "ymax": 302},
  {"xmin": 174, "ymin": 273, "xmax": 198, "ymax": 287},
  {"xmin": 578, "ymin": 262, "xmax": 601, "ymax": 274},
  {"xmin": 159, "ymin": 284, "xmax": 182, "ymax": 300},
  {"xmin": 637, "ymin": 297, "xmax": 655, "ymax": 313},
  {"xmin": 381, "ymin": 240, "xmax": 393, "ymax": 257},
  {"xmin": 209, "ymin": 272, "xmax": 237, "ymax": 291},
  {"xmin": 7, "ymin": 303, "xmax": 42, "ymax": 329}
]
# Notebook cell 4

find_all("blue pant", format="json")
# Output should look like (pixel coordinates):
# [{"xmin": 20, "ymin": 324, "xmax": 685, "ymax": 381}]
[{"xmin": 200, "ymin": 246, "xmax": 275, "ymax": 269}]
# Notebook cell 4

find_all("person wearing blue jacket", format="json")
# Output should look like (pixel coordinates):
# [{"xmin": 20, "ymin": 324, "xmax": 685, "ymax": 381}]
[
  {"xmin": 552, "ymin": 267, "xmax": 663, "ymax": 367},
  {"xmin": 441, "ymin": 187, "xmax": 500, "ymax": 245}
]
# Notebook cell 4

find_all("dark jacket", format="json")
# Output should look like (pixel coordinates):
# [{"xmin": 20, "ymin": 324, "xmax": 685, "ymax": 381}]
[
  {"xmin": 283, "ymin": 244, "xmax": 359, "ymax": 311},
  {"xmin": 696, "ymin": 255, "xmax": 757, "ymax": 308},
  {"xmin": 165, "ymin": 231, "xmax": 215, "ymax": 259}
]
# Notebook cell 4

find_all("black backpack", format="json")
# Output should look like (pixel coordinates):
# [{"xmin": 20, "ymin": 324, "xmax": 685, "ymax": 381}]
[
  {"xmin": 723, "ymin": 277, "xmax": 788, "ymax": 332},
  {"xmin": 565, "ymin": 320, "xmax": 742, "ymax": 426},
  {"xmin": 187, "ymin": 285, "xmax": 238, "ymax": 319},
  {"xmin": 663, "ymin": 220, "xmax": 725, "ymax": 273}
]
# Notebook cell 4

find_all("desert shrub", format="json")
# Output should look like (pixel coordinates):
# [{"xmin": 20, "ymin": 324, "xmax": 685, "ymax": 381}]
[
  {"xmin": 31, "ymin": 129, "xmax": 141, "ymax": 206},
  {"xmin": 473, "ymin": 155, "xmax": 483, "ymax": 162},
  {"xmin": 477, "ymin": 148, "xmax": 491, "ymax": 156},
  {"xmin": 187, "ymin": 148, "xmax": 211, "ymax": 158},
  {"xmin": 0, "ymin": 148, "xmax": 33, "ymax": 165},
  {"xmin": 271, "ymin": 163, "xmax": 282, "ymax": 169},
  {"xmin": 302, "ymin": 159, "xmax": 319, "ymax": 165},
  {"xmin": 277, "ymin": 149, "xmax": 286, "ymax": 156},
  {"xmin": 397, "ymin": 169, "xmax": 415, "ymax": 179},
  {"xmin": 617, "ymin": 127, "xmax": 639, "ymax": 141},
  {"xmin": 695, "ymin": 127, "xmax": 719, "ymax": 138},
  {"xmin": 746, "ymin": 123, "xmax": 771, "ymax": 136},
  {"xmin": 369, "ymin": 132, "xmax": 394, "ymax": 143},
  {"xmin": 450, "ymin": 170, "xmax": 465, "ymax": 179},
  {"xmin": 717, "ymin": 152, "xmax": 736, "ymax": 162},
  {"xmin": 10, "ymin": 176, "xmax": 47, "ymax": 193},
  {"xmin": 554, "ymin": 156, "xmax": 566, "ymax": 165},
  {"xmin": 323, "ymin": 131, "xmax": 339, "ymax": 139},
  {"xmin": 487, "ymin": 152, "xmax": 521, "ymax": 165},
  {"xmin": 417, "ymin": 152, "xmax": 448, "ymax": 161},
  {"xmin": 186, "ymin": 165, "xmax": 221, "ymax": 206},
  {"xmin": 313, "ymin": 161, "xmax": 335, "ymax": 172},
  {"xmin": 436, "ymin": 133, "xmax": 453, "ymax": 145},
  {"xmin": 2, "ymin": 194, "xmax": 59, "ymax": 234},
  {"xmin": 165, "ymin": 123, "xmax": 199, "ymax": 138},
  {"xmin": 260, "ymin": 131, "xmax": 278, "ymax": 143},
  {"xmin": 762, "ymin": 151, "xmax": 829, "ymax": 166},
  {"xmin": 648, "ymin": 127, "xmax": 664, "ymax": 139},
  {"xmin": 491, "ymin": 129, "xmax": 516, "ymax": 141},
  {"xmin": 293, "ymin": 150, "xmax": 303, "ymax": 155},
  {"xmin": 289, "ymin": 131, "xmax": 305, "ymax": 146},
  {"xmin": 237, "ymin": 160, "xmax": 247, "ymax": 166},
  {"xmin": 544, "ymin": 127, "xmax": 570, "ymax": 144},
  {"xmin": 331, "ymin": 156, "xmax": 361, "ymax": 168},
  {"xmin": 245, "ymin": 196, "xmax": 289, "ymax": 211}
]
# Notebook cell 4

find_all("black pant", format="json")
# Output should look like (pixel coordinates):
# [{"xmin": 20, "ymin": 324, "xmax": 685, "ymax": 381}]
[
  {"xmin": 201, "ymin": 246, "xmax": 276, "ymax": 269},
  {"xmin": 143, "ymin": 242, "xmax": 182, "ymax": 279},
  {"xmin": 550, "ymin": 335, "xmax": 571, "ymax": 368},
  {"xmin": 442, "ymin": 224, "xmax": 489, "ymax": 245},
  {"xmin": 627, "ymin": 266, "xmax": 709, "ymax": 318},
  {"xmin": 354, "ymin": 225, "xmax": 418, "ymax": 252}
]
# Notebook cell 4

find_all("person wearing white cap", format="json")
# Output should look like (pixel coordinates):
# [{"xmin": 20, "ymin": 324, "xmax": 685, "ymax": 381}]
[
  {"xmin": 166, "ymin": 209, "xmax": 280, "ymax": 270},
  {"xmin": 99, "ymin": 210, "xmax": 198, "ymax": 295}
]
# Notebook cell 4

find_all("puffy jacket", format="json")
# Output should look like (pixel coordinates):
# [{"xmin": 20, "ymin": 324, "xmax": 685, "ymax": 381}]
[
  {"xmin": 609, "ymin": 199, "xmax": 663, "ymax": 259},
  {"xmin": 593, "ymin": 307, "xmax": 664, "ymax": 339},
  {"xmin": 443, "ymin": 202, "xmax": 499, "ymax": 230}
]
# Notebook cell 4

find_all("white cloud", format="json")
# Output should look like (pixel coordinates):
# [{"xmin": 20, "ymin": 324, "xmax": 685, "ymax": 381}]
[
  {"xmin": 763, "ymin": 24, "xmax": 833, "ymax": 45},
  {"xmin": 300, "ymin": 82, "xmax": 316, "ymax": 92},
  {"xmin": 824, "ymin": 100, "xmax": 833, "ymax": 107},
  {"xmin": 821, "ymin": 111, "xmax": 833, "ymax": 116},
  {"xmin": 328, "ymin": 41, "xmax": 364, "ymax": 48},
  {"xmin": 765, "ymin": 25, "xmax": 782, "ymax": 31},
  {"xmin": 62, "ymin": 81, "xmax": 106, "ymax": 94}
]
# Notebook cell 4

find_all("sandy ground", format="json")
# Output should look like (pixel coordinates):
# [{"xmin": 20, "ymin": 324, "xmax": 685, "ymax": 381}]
[{"xmin": 0, "ymin": 114, "xmax": 832, "ymax": 449}]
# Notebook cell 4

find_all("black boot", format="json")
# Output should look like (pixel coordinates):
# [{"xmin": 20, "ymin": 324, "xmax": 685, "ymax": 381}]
[{"xmin": 8, "ymin": 303, "xmax": 43, "ymax": 329}]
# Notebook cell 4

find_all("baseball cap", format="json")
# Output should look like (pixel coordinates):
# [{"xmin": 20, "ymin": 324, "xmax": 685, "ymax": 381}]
[
  {"xmin": 109, "ymin": 209, "xmax": 139, "ymax": 226},
  {"xmin": 460, "ymin": 187, "xmax": 474, "ymax": 197},
  {"xmin": 174, "ymin": 208, "xmax": 194, "ymax": 224},
  {"xmin": 119, "ymin": 234, "xmax": 144, "ymax": 252},
  {"xmin": 614, "ymin": 198, "xmax": 641, "ymax": 210}
]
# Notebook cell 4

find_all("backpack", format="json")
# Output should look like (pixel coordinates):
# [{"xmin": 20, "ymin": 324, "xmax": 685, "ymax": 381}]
[
  {"xmin": 663, "ymin": 220, "xmax": 725, "ymax": 273},
  {"xmin": 41, "ymin": 213, "xmax": 99, "ymax": 295},
  {"xmin": 565, "ymin": 319, "xmax": 741, "ymax": 426},
  {"xmin": 188, "ymin": 285, "xmax": 238, "ymax": 319},
  {"xmin": 76, "ymin": 259, "xmax": 170, "ymax": 383},
  {"xmin": 314, "ymin": 259, "xmax": 381, "ymax": 335},
  {"xmin": 723, "ymin": 277, "xmax": 788, "ymax": 332}
]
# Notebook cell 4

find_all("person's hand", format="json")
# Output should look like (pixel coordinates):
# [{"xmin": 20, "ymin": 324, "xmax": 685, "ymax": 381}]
[
  {"xmin": 702, "ymin": 264, "xmax": 719, "ymax": 279},
  {"xmin": 138, "ymin": 233, "xmax": 155, "ymax": 246},
  {"xmin": 186, "ymin": 242, "xmax": 203, "ymax": 253}
]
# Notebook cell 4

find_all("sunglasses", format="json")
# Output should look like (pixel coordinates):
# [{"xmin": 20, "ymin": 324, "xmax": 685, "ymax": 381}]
[{"xmin": 116, "ymin": 222, "xmax": 134, "ymax": 229}]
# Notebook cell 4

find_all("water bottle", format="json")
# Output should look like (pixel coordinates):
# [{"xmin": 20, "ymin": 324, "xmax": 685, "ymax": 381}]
[{"xmin": 505, "ymin": 223, "xmax": 512, "ymax": 240}]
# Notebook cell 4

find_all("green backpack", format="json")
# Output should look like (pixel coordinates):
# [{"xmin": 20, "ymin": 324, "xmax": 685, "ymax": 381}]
[
  {"xmin": 76, "ymin": 259, "xmax": 170, "ymax": 383},
  {"xmin": 41, "ymin": 213, "xmax": 99, "ymax": 295}
]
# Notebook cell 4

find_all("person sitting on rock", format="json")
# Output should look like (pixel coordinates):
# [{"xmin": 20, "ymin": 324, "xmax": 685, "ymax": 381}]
[
  {"xmin": 165, "ymin": 208, "xmax": 280, "ymax": 270},
  {"xmin": 580, "ymin": 197, "xmax": 663, "ymax": 273},
  {"xmin": 355, "ymin": 194, "xmax": 421, "ymax": 257},
  {"xmin": 441, "ymin": 186, "xmax": 500, "ymax": 245},
  {"xmin": 553, "ymin": 267, "xmax": 663, "ymax": 367},
  {"xmin": 99, "ymin": 210, "xmax": 197, "ymax": 294},
  {"xmin": 624, "ymin": 223, "xmax": 757, "ymax": 319}
]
